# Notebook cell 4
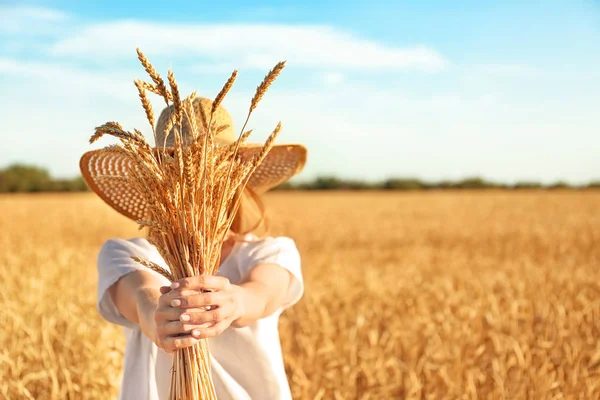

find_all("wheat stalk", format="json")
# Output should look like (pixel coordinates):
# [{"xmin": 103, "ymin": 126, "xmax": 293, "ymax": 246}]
[
  {"xmin": 212, "ymin": 70, "xmax": 237, "ymax": 114},
  {"xmin": 131, "ymin": 257, "xmax": 174, "ymax": 282},
  {"xmin": 134, "ymin": 79, "xmax": 155, "ymax": 131},
  {"xmin": 136, "ymin": 80, "xmax": 174, "ymax": 101},
  {"xmin": 167, "ymin": 69, "xmax": 183, "ymax": 125},
  {"xmin": 136, "ymin": 48, "xmax": 170, "ymax": 104},
  {"xmin": 250, "ymin": 61, "xmax": 286, "ymax": 113}
]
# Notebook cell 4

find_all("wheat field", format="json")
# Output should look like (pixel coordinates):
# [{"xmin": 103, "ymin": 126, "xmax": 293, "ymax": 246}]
[{"xmin": 1, "ymin": 191, "xmax": 599, "ymax": 399}]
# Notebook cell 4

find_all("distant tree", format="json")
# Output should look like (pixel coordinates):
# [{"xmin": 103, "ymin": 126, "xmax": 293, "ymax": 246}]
[
  {"xmin": 383, "ymin": 178, "xmax": 425, "ymax": 190},
  {"xmin": 311, "ymin": 176, "xmax": 343, "ymax": 190},
  {"xmin": 451, "ymin": 177, "xmax": 495, "ymax": 189},
  {"xmin": 547, "ymin": 181, "xmax": 571, "ymax": 190},
  {"xmin": 436, "ymin": 180, "xmax": 454, "ymax": 189},
  {"xmin": 587, "ymin": 181, "xmax": 600, "ymax": 189},
  {"xmin": 342, "ymin": 180, "xmax": 380, "ymax": 190},
  {"xmin": 69, "ymin": 177, "xmax": 90, "ymax": 191},
  {"xmin": 513, "ymin": 182, "xmax": 543, "ymax": 189},
  {"xmin": 50, "ymin": 177, "xmax": 90, "ymax": 192},
  {"xmin": 0, "ymin": 164, "xmax": 91, "ymax": 193},
  {"xmin": 271, "ymin": 182, "xmax": 294, "ymax": 191},
  {"xmin": 305, "ymin": 177, "xmax": 380, "ymax": 190},
  {"xmin": 0, "ymin": 164, "xmax": 52, "ymax": 192}
]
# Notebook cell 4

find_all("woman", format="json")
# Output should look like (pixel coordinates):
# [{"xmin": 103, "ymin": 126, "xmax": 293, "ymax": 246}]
[{"xmin": 79, "ymin": 97, "xmax": 308, "ymax": 400}]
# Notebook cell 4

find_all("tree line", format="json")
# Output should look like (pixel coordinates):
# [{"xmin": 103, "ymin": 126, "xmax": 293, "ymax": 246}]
[
  {"xmin": 0, "ymin": 164, "xmax": 88, "ymax": 193},
  {"xmin": 273, "ymin": 176, "xmax": 600, "ymax": 191},
  {"xmin": 0, "ymin": 164, "xmax": 598, "ymax": 193}
]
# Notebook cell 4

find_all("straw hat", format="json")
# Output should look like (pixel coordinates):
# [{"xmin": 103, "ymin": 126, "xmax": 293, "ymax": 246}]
[{"xmin": 79, "ymin": 97, "xmax": 307, "ymax": 221}]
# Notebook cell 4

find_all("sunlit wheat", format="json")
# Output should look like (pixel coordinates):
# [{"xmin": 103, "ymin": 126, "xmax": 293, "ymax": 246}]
[{"xmin": 1, "ymin": 191, "xmax": 599, "ymax": 399}]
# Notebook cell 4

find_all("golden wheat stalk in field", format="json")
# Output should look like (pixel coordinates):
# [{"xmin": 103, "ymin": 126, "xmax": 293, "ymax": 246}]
[{"xmin": 88, "ymin": 48, "xmax": 285, "ymax": 399}]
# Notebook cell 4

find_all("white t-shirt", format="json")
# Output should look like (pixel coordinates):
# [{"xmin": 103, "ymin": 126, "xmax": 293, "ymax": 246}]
[{"xmin": 96, "ymin": 234, "xmax": 303, "ymax": 400}]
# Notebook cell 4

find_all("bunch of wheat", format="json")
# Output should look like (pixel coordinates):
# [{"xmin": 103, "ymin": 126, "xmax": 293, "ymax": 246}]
[{"xmin": 88, "ymin": 48, "xmax": 285, "ymax": 399}]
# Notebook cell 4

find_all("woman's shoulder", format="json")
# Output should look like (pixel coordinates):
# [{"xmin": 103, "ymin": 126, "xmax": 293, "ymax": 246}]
[
  {"xmin": 234, "ymin": 234, "xmax": 301, "ymax": 264},
  {"xmin": 99, "ymin": 237, "xmax": 154, "ymax": 258},
  {"xmin": 236, "ymin": 233, "xmax": 298, "ymax": 250}
]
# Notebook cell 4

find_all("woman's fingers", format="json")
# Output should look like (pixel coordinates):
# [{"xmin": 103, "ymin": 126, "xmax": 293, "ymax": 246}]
[
  {"xmin": 159, "ymin": 334, "xmax": 202, "ymax": 353},
  {"xmin": 156, "ymin": 316, "xmax": 214, "ymax": 353},
  {"xmin": 159, "ymin": 285, "xmax": 171, "ymax": 295},
  {"xmin": 153, "ymin": 304, "xmax": 182, "ymax": 324},
  {"xmin": 171, "ymin": 275, "xmax": 230, "ymax": 292},
  {"xmin": 156, "ymin": 275, "xmax": 237, "ymax": 346},
  {"xmin": 156, "ymin": 303, "xmax": 214, "ymax": 324},
  {"xmin": 171, "ymin": 290, "xmax": 226, "ymax": 309},
  {"xmin": 157, "ymin": 288, "xmax": 178, "ymax": 308},
  {"xmin": 179, "ymin": 304, "xmax": 234, "ymax": 325},
  {"xmin": 158, "ymin": 288, "xmax": 198, "ymax": 308},
  {"xmin": 158, "ymin": 321, "xmax": 191, "ymax": 337},
  {"xmin": 158, "ymin": 320, "xmax": 200, "ymax": 337},
  {"xmin": 190, "ymin": 319, "xmax": 232, "ymax": 339}
]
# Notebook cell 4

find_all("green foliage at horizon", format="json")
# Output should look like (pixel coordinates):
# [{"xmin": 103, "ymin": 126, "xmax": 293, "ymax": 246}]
[
  {"xmin": 0, "ymin": 164, "xmax": 88, "ymax": 193},
  {"xmin": 0, "ymin": 164, "xmax": 598, "ymax": 193}
]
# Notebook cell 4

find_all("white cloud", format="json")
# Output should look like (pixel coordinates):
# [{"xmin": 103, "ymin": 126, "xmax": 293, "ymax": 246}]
[
  {"xmin": 0, "ymin": 5, "xmax": 67, "ymax": 21},
  {"xmin": 48, "ymin": 21, "xmax": 447, "ymax": 71},
  {"xmin": 0, "ymin": 5, "xmax": 69, "ymax": 35},
  {"xmin": 470, "ymin": 63, "xmax": 538, "ymax": 77},
  {"xmin": 322, "ymin": 72, "xmax": 344, "ymax": 86},
  {"xmin": 0, "ymin": 58, "xmax": 133, "ymax": 101}
]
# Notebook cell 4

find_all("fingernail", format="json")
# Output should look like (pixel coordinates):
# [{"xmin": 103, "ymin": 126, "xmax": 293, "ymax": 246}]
[
  {"xmin": 171, "ymin": 299, "xmax": 181, "ymax": 307},
  {"xmin": 180, "ymin": 314, "xmax": 190, "ymax": 322},
  {"xmin": 171, "ymin": 282, "xmax": 180, "ymax": 289},
  {"xmin": 192, "ymin": 330, "xmax": 201, "ymax": 338}
]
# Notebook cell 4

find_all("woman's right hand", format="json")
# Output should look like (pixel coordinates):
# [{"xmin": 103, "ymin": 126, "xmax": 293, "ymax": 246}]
[{"xmin": 153, "ymin": 285, "xmax": 207, "ymax": 353}]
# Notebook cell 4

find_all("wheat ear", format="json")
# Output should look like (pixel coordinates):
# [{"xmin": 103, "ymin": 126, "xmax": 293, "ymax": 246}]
[
  {"xmin": 131, "ymin": 257, "xmax": 174, "ymax": 282},
  {"xmin": 250, "ymin": 61, "xmax": 286, "ymax": 113},
  {"xmin": 136, "ymin": 48, "xmax": 170, "ymax": 104},
  {"xmin": 134, "ymin": 79, "xmax": 155, "ymax": 131},
  {"xmin": 212, "ymin": 70, "xmax": 238, "ymax": 114}
]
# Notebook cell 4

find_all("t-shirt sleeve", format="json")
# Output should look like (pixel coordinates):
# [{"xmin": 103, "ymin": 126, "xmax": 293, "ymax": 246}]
[
  {"xmin": 239, "ymin": 236, "xmax": 304, "ymax": 310},
  {"xmin": 96, "ymin": 238, "xmax": 168, "ymax": 329}
]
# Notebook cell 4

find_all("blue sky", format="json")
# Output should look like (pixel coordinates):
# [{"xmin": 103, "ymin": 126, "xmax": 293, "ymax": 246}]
[{"xmin": 1, "ymin": 0, "xmax": 599, "ymax": 184}]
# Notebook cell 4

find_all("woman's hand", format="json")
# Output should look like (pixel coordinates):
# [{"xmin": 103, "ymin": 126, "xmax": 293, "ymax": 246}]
[
  {"xmin": 153, "ymin": 276, "xmax": 245, "ymax": 353},
  {"xmin": 153, "ymin": 264, "xmax": 294, "ymax": 352}
]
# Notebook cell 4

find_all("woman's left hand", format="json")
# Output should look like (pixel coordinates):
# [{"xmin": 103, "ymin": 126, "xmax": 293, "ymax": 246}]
[{"xmin": 163, "ymin": 275, "xmax": 246, "ymax": 339}]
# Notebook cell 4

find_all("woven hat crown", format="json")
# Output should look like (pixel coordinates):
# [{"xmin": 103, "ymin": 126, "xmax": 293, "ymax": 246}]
[
  {"xmin": 155, "ymin": 97, "xmax": 236, "ymax": 147},
  {"xmin": 80, "ymin": 95, "xmax": 308, "ymax": 222}
]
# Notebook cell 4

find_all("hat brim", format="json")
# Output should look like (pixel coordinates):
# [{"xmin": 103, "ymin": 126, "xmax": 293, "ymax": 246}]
[{"xmin": 79, "ymin": 143, "xmax": 307, "ymax": 221}]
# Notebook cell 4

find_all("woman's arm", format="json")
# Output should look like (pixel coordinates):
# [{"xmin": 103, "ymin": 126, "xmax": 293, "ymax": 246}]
[
  {"xmin": 107, "ymin": 262, "xmax": 294, "ymax": 350},
  {"xmin": 107, "ymin": 270, "xmax": 164, "ymax": 343},
  {"xmin": 108, "ymin": 271, "xmax": 205, "ymax": 353},
  {"xmin": 232, "ymin": 262, "xmax": 294, "ymax": 327}
]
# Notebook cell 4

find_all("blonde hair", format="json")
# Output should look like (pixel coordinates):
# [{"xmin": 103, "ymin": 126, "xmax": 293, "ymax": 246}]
[{"xmin": 228, "ymin": 186, "xmax": 269, "ymax": 240}]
